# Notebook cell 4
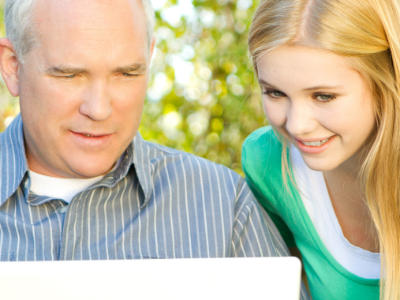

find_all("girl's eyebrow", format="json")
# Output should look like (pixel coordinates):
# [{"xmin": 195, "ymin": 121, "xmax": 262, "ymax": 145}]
[
  {"xmin": 259, "ymin": 78, "xmax": 343, "ymax": 91},
  {"xmin": 258, "ymin": 79, "xmax": 278, "ymax": 89},
  {"xmin": 303, "ymin": 85, "xmax": 343, "ymax": 91}
]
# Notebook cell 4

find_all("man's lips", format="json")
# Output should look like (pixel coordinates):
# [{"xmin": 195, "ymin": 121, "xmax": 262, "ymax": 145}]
[
  {"xmin": 69, "ymin": 130, "xmax": 114, "ymax": 149},
  {"xmin": 71, "ymin": 131, "xmax": 113, "ymax": 137}
]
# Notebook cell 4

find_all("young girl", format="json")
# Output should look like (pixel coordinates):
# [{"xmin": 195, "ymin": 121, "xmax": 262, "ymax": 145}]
[{"xmin": 242, "ymin": 0, "xmax": 400, "ymax": 299}]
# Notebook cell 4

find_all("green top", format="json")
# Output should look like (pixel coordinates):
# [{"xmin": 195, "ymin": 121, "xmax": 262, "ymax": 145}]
[{"xmin": 242, "ymin": 126, "xmax": 380, "ymax": 300}]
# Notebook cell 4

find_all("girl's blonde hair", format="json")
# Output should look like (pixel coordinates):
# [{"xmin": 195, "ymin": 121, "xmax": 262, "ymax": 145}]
[{"xmin": 248, "ymin": 0, "xmax": 400, "ymax": 299}]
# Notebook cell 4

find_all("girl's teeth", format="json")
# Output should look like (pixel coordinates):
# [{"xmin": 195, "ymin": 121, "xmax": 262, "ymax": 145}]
[
  {"xmin": 83, "ymin": 134, "xmax": 93, "ymax": 137},
  {"xmin": 302, "ymin": 138, "xmax": 329, "ymax": 147}
]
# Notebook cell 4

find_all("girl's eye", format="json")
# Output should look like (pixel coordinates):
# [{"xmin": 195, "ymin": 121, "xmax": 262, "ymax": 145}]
[
  {"xmin": 264, "ymin": 90, "xmax": 285, "ymax": 99},
  {"xmin": 315, "ymin": 94, "xmax": 337, "ymax": 102}
]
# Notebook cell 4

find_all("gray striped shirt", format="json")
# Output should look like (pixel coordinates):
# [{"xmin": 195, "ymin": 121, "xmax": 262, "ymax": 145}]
[{"xmin": 0, "ymin": 114, "xmax": 309, "ymax": 298}]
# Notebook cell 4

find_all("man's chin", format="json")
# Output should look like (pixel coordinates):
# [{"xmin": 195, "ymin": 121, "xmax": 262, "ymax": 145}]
[{"xmin": 66, "ymin": 159, "xmax": 118, "ymax": 179}]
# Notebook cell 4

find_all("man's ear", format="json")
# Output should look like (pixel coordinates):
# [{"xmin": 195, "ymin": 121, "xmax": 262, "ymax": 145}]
[
  {"xmin": 149, "ymin": 37, "xmax": 156, "ymax": 61},
  {"xmin": 0, "ymin": 38, "xmax": 20, "ymax": 97}
]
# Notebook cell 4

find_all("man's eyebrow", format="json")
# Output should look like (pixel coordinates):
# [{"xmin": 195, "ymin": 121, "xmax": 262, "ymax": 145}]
[
  {"xmin": 46, "ymin": 63, "xmax": 148, "ymax": 74},
  {"xmin": 46, "ymin": 66, "xmax": 87, "ymax": 74},
  {"xmin": 114, "ymin": 63, "xmax": 147, "ymax": 73}
]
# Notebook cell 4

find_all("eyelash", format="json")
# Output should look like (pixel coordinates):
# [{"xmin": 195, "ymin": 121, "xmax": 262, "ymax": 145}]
[
  {"xmin": 122, "ymin": 73, "xmax": 138, "ymax": 77},
  {"xmin": 60, "ymin": 72, "xmax": 139, "ymax": 79},
  {"xmin": 62, "ymin": 74, "xmax": 77, "ymax": 79},
  {"xmin": 263, "ymin": 89, "xmax": 337, "ymax": 103}
]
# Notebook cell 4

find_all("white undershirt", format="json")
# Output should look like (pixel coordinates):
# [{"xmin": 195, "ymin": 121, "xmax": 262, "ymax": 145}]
[
  {"xmin": 291, "ymin": 146, "xmax": 381, "ymax": 279},
  {"xmin": 29, "ymin": 157, "xmax": 123, "ymax": 203}
]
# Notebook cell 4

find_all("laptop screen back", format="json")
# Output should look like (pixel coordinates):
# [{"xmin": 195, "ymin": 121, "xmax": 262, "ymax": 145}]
[{"xmin": 0, "ymin": 257, "xmax": 301, "ymax": 300}]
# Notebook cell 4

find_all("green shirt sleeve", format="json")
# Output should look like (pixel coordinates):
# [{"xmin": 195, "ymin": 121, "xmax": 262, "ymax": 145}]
[{"xmin": 242, "ymin": 126, "xmax": 296, "ymax": 248}]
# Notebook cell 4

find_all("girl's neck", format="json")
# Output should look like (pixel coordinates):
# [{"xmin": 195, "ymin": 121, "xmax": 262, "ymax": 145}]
[{"xmin": 323, "ymin": 161, "xmax": 379, "ymax": 253}]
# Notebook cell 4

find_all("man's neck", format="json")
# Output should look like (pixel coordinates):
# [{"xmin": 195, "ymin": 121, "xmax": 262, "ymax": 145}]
[{"xmin": 28, "ymin": 155, "xmax": 124, "ymax": 203}]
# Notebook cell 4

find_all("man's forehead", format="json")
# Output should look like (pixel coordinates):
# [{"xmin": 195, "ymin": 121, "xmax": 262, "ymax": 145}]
[
  {"xmin": 35, "ymin": 0, "xmax": 145, "ymax": 31},
  {"xmin": 30, "ymin": 0, "xmax": 150, "ymax": 66},
  {"xmin": 34, "ymin": 0, "xmax": 147, "ymax": 44}
]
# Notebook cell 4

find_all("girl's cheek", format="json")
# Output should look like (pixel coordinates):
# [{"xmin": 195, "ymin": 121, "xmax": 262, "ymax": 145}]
[{"xmin": 264, "ymin": 99, "xmax": 287, "ymax": 128}]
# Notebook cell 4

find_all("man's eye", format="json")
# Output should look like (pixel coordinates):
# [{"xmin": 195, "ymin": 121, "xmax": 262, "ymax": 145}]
[
  {"xmin": 315, "ymin": 94, "xmax": 337, "ymax": 102},
  {"xmin": 122, "ymin": 73, "xmax": 138, "ymax": 77},
  {"xmin": 264, "ymin": 90, "xmax": 285, "ymax": 99},
  {"xmin": 64, "ymin": 74, "xmax": 76, "ymax": 79}
]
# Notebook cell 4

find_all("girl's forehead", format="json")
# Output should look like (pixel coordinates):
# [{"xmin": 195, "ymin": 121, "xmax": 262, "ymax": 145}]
[
  {"xmin": 257, "ymin": 45, "xmax": 361, "ymax": 90},
  {"xmin": 258, "ymin": 45, "xmax": 350, "ymax": 71}
]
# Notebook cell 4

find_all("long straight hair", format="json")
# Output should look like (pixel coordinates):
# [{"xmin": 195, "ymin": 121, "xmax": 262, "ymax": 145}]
[{"xmin": 248, "ymin": 0, "xmax": 400, "ymax": 299}]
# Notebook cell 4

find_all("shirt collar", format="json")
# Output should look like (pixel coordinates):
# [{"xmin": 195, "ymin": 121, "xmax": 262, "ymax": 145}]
[
  {"xmin": 0, "ymin": 114, "xmax": 154, "ymax": 207},
  {"xmin": 0, "ymin": 114, "xmax": 29, "ymax": 206},
  {"xmin": 131, "ymin": 132, "xmax": 154, "ymax": 206},
  {"xmin": 104, "ymin": 131, "xmax": 154, "ymax": 206}
]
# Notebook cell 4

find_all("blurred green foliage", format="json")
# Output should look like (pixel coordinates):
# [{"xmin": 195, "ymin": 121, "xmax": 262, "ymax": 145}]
[{"xmin": 0, "ymin": 0, "xmax": 267, "ymax": 176}]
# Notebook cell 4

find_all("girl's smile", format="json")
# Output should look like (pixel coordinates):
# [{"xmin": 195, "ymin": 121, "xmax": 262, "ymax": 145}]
[
  {"xmin": 257, "ymin": 45, "xmax": 376, "ymax": 172},
  {"xmin": 294, "ymin": 135, "xmax": 337, "ymax": 154}
]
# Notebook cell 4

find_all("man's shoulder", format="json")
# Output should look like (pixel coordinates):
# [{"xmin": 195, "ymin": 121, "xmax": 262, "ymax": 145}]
[
  {"xmin": 143, "ymin": 138, "xmax": 242, "ymax": 177},
  {"xmin": 141, "ymin": 139, "xmax": 264, "ymax": 221},
  {"xmin": 0, "ymin": 129, "xmax": 7, "ymax": 146},
  {"xmin": 0, "ymin": 115, "xmax": 24, "ymax": 150},
  {"xmin": 0, "ymin": 118, "xmax": 27, "ymax": 203},
  {"xmin": 0, "ymin": 131, "xmax": 3, "ymax": 148},
  {"xmin": 141, "ymin": 138, "xmax": 245, "ymax": 190}
]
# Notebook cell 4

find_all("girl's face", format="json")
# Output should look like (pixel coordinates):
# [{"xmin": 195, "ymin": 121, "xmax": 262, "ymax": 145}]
[{"xmin": 257, "ymin": 45, "xmax": 376, "ymax": 172}]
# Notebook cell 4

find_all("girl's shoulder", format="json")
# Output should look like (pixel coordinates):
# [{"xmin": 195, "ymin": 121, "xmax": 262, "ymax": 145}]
[
  {"xmin": 242, "ymin": 126, "xmax": 289, "ymax": 208},
  {"xmin": 242, "ymin": 126, "xmax": 284, "ymax": 181},
  {"xmin": 242, "ymin": 127, "xmax": 299, "ymax": 249},
  {"xmin": 243, "ymin": 125, "xmax": 281, "ymax": 148}
]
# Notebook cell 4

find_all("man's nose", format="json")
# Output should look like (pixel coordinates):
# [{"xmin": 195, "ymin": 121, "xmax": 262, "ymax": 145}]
[
  {"xmin": 285, "ymin": 101, "xmax": 317, "ymax": 136},
  {"xmin": 79, "ymin": 80, "xmax": 113, "ymax": 121}
]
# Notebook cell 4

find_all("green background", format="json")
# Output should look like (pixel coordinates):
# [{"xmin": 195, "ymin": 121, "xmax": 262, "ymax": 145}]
[{"xmin": 0, "ymin": 0, "xmax": 267, "ymax": 176}]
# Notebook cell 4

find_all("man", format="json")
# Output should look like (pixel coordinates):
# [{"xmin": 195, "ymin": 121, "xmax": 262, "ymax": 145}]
[{"xmin": 0, "ymin": 0, "xmax": 296, "ymax": 277}]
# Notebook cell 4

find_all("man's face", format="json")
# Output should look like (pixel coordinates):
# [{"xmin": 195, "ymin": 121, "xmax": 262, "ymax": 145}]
[{"xmin": 17, "ymin": 0, "xmax": 152, "ymax": 178}]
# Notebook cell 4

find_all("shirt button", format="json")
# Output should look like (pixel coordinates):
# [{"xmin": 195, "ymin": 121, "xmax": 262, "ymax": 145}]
[
  {"xmin": 60, "ymin": 206, "xmax": 68, "ymax": 214},
  {"xmin": 24, "ymin": 180, "xmax": 29, "ymax": 188}
]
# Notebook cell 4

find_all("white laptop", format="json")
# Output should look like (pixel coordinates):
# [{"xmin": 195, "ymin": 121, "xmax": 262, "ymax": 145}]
[{"xmin": 0, "ymin": 257, "xmax": 301, "ymax": 300}]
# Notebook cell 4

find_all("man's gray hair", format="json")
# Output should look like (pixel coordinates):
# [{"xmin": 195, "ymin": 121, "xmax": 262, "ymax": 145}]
[{"xmin": 4, "ymin": 0, "xmax": 155, "ymax": 63}]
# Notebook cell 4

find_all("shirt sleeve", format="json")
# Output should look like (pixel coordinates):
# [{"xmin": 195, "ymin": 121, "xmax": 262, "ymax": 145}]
[
  {"xmin": 241, "ymin": 136, "xmax": 297, "ymax": 248},
  {"xmin": 229, "ymin": 179, "xmax": 290, "ymax": 258},
  {"xmin": 230, "ymin": 180, "xmax": 311, "ymax": 300},
  {"xmin": 244, "ymin": 167, "xmax": 297, "ymax": 248}
]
